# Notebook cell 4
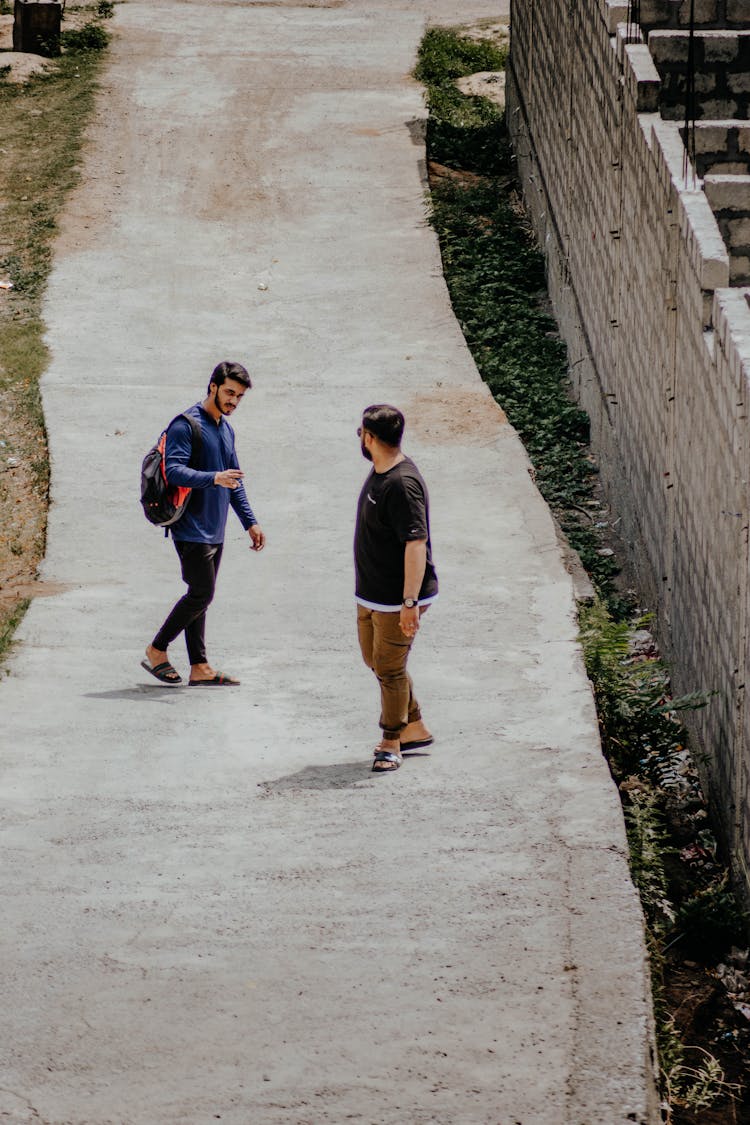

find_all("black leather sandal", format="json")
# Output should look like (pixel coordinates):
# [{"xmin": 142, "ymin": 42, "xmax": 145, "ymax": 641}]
[{"xmin": 371, "ymin": 750, "xmax": 403, "ymax": 773}]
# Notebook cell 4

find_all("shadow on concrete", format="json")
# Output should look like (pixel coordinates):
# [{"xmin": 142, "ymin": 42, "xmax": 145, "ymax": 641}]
[
  {"xmin": 84, "ymin": 685, "xmax": 185, "ymax": 702},
  {"xmin": 258, "ymin": 756, "xmax": 429, "ymax": 793}
]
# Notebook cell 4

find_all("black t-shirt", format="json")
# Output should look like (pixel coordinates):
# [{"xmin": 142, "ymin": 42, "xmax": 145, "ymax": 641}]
[{"xmin": 354, "ymin": 457, "xmax": 439, "ymax": 609}]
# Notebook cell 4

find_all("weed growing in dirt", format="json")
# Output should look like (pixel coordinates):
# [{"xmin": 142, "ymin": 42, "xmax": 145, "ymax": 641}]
[
  {"xmin": 0, "ymin": 598, "xmax": 30, "ymax": 656},
  {"xmin": 418, "ymin": 23, "xmax": 750, "ymax": 1119},
  {"xmin": 61, "ymin": 23, "xmax": 109, "ymax": 53}
]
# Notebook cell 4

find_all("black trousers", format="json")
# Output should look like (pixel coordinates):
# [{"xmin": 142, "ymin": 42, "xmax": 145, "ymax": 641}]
[{"xmin": 153, "ymin": 540, "xmax": 223, "ymax": 665}]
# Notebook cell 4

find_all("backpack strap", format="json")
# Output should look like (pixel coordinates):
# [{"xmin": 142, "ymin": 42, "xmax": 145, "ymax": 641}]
[
  {"xmin": 162, "ymin": 412, "xmax": 204, "ymax": 537},
  {"xmin": 180, "ymin": 411, "xmax": 203, "ymax": 469},
  {"xmin": 165, "ymin": 410, "xmax": 203, "ymax": 467}
]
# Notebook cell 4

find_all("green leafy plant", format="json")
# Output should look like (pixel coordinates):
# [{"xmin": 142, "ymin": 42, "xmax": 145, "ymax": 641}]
[
  {"xmin": 0, "ymin": 598, "xmax": 30, "ymax": 659},
  {"xmin": 664, "ymin": 1045, "xmax": 743, "ymax": 1115},
  {"xmin": 416, "ymin": 27, "xmax": 508, "ymax": 176},
  {"xmin": 675, "ymin": 875, "xmax": 749, "ymax": 962},
  {"xmin": 61, "ymin": 23, "xmax": 109, "ymax": 53},
  {"xmin": 625, "ymin": 787, "xmax": 675, "ymax": 934}
]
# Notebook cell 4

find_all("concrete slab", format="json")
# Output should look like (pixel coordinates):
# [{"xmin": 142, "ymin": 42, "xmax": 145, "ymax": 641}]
[{"xmin": 0, "ymin": 2, "xmax": 659, "ymax": 1123}]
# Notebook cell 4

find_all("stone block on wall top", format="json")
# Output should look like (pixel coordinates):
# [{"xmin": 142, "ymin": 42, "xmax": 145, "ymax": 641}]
[{"xmin": 606, "ymin": 1, "xmax": 630, "ymax": 35}]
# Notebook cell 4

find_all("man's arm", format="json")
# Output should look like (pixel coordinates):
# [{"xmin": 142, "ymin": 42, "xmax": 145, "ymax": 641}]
[
  {"xmin": 165, "ymin": 418, "xmax": 215, "ymax": 489},
  {"xmin": 227, "ymin": 440, "xmax": 266, "ymax": 551},
  {"xmin": 401, "ymin": 539, "xmax": 427, "ymax": 637}
]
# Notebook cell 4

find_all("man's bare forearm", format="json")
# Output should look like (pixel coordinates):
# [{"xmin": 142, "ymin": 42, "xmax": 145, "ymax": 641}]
[{"xmin": 404, "ymin": 539, "xmax": 427, "ymax": 599}]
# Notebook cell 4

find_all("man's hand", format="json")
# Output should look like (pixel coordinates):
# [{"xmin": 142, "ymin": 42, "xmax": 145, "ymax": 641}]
[
  {"xmin": 400, "ymin": 604, "xmax": 420, "ymax": 637},
  {"xmin": 248, "ymin": 524, "xmax": 266, "ymax": 552},
  {"xmin": 215, "ymin": 469, "xmax": 244, "ymax": 489}
]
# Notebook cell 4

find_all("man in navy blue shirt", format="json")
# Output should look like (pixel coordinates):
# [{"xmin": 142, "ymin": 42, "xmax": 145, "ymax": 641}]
[{"xmin": 142, "ymin": 361, "xmax": 265, "ymax": 686}]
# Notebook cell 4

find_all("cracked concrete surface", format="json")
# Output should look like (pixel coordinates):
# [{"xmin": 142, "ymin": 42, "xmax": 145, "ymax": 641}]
[{"xmin": 0, "ymin": 2, "xmax": 660, "ymax": 1122}]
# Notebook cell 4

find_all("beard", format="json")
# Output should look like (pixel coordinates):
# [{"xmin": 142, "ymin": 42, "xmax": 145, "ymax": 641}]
[
  {"xmin": 213, "ymin": 390, "xmax": 234, "ymax": 416},
  {"xmin": 360, "ymin": 438, "xmax": 372, "ymax": 462}
]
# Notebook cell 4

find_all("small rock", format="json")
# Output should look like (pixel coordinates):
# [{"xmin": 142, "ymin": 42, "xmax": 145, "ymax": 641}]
[{"xmin": 455, "ymin": 70, "xmax": 506, "ymax": 109}]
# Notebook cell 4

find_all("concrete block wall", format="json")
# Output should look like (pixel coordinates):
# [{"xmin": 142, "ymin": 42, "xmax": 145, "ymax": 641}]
[
  {"xmin": 704, "ymin": 174, "xmax": 750, "ymax": 282},
  {"xmin": 507, "ymin": 0, "xmax": 750, "ymax": 897},
  {"xmin": 635, "ymin": 0, "xmax": 750, "ymax": 31},
  {"xmin": 692, "ymin": 121, "xmax": 750, "ymax": 176},
  {"xmin": 649, "ymin": 30, "xmax": 750, "ymax": 120}
]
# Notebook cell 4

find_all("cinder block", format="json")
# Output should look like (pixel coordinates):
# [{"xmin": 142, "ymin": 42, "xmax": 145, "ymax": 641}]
[
  {"xmin": 696, "ymin": 99, "xmax": 742, "ymax": 120},
  {"xmin": 648, "ymin": 30, "xmax": 689, "ymax": 63},
  {"xmin": 729, "ymin": 71, "xmax": 750, "ymax": 95},
  {"xmin": 711, "ymin": 161, "xmax": 750, "ymax": 175},
  {"xmin": 606, "ymin": 2, "xmax": 630, "ymax": 35},
  {"xmin": 726, "ymin": 217, "xmax": 750, "ymax": 247},
  {"xmin": 692, "ymin": 123, "xmax": 730, "ymax": 152},
  {"xmin": 704, "ymin": 173, "xmax": 750, "ymax": 211},
  {"xmin": 728, "ymin": 0, "xmax": 750, "ymax": 22},
  {"xmin": 702, "ymin": 32, "xmax": 741, "ymax": 64}
]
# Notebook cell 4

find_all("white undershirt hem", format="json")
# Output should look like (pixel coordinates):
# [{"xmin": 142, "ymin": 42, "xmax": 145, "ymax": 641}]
[{"xmin": 355, "ymin": 594, "xmax": 439, "ymax": 612}]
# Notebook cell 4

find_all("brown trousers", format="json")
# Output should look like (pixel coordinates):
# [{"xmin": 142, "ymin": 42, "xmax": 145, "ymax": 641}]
[{"xmin": 357, "ymin": 605, "xmax": 422, "ymax": 740}]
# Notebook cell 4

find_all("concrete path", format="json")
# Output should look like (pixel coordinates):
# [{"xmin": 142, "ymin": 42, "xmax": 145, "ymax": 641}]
[{"xmin": 0, "ymin": 3, "xmax": 659, "ymax": 1123}]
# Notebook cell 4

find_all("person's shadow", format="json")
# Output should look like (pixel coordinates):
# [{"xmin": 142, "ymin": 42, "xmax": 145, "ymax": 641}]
[
  {"xmin": 84, "ymin": 685, "xmax": 185, "ymax": 703},
  {"xmin": 259, "ymin": 752, "xmax": 430, "ymax": 793}
]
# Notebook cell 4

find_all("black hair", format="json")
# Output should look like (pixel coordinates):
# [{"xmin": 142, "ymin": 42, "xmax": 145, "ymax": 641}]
[
  {"xmin": 361, "ymin": 404, "xmax": 405, "ymax": 448},
  {"xmin": 362, "ymin": 405, "xmax": 404, "ymax": 447},
  {"xmin": 208, "ymin": 360, "xmax": 252, "ymax": 394}
]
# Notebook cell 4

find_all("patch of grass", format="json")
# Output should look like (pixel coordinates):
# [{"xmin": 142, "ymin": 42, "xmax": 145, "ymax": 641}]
[
  {"xmin": 61, "ymin": 23, "xmax": 110, "ymax": 53},
  {"xmin": 0, "ymin": 13, "xmax": 108, "ymax": 658},
  {"xmin": 0, "ymin": 598, "xmax": 30, "ymax": 661},
  {"xmin": 415, "ymin": 26, "xmax": 507, "ymax": 85},
  {"xmin": 416, "ymin": 27, "xmax": 508, "ymax": 176}
]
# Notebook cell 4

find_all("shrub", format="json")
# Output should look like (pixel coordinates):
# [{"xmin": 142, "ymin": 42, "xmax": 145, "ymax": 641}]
[{"xmin": 61, "ymin": 24, "xmax": 109, "ymax": 53}]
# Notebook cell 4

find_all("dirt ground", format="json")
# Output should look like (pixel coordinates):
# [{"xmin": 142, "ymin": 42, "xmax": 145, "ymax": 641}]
[{"xmin": 0, "ymin": 3, "xmax": 106, "ymax": 625}]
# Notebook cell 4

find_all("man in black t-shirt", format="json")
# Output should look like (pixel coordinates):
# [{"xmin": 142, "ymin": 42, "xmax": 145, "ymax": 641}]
[{"xmin": 354, "ymin": 404, "xmax": 438, "ymax": 773}]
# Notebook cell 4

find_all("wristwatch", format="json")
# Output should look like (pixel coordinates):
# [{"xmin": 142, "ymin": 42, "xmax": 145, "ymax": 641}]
[{"xmin": 402, "ymin": 597, "xmax": 419, "ymax": 609}]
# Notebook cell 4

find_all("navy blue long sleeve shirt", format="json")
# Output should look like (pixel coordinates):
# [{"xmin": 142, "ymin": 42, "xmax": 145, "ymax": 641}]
[{"xmin": 165, "ymin": 403, "xmax": 257, "ymax": 543}]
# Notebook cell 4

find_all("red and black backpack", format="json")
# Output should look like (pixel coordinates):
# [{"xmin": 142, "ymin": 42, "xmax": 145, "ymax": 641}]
[{"xmin": 140, "ymin": 413, "xmax": 203, "ymax": 530}]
